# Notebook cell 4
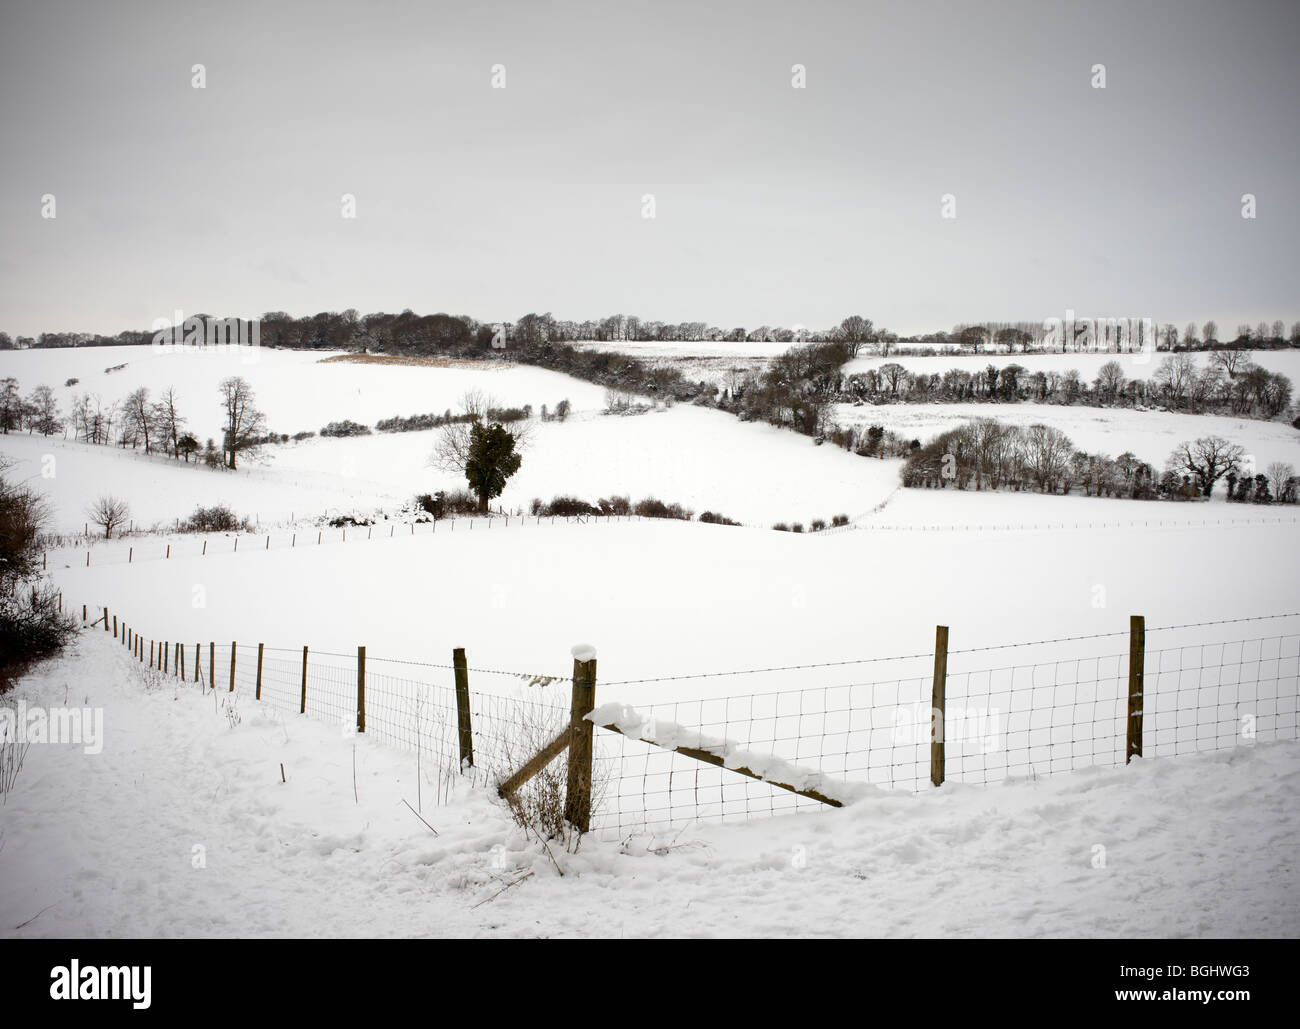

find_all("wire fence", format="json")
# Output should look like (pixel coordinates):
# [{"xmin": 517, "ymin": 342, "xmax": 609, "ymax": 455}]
[
  {"xmin": 87, "ymin": 606, "xmax": 1300, "ymax": 840},
  {"xmin": 43, "ymin": 513, "xmax": 646, "ymax": 569}
]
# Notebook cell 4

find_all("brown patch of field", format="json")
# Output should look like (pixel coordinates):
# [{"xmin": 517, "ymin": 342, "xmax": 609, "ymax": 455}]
[{"xmin": 318, "ymin": 353, "xmax": 511, "ymax": 370}]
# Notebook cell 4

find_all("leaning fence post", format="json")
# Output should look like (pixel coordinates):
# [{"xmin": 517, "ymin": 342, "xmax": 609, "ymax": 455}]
[
  {"xmin": 931, "ymin": 625, "xmax": 949, "ymax": 788},
  {"xmin": 564, "ymin": 646, "xmax": 598, "ymax": 832},
  {"xmin": 453, "ymin": 647, "xmax": 473, "ymax": 768},
  {"xmin": 256, "ymin": 643, "xmax": 264, "ymax": 700},
  {"xmin": 356, "ymin": 645, "xmax": 366, "ymax": 733},
  {"xmin": 229, "ymin": 642, "xmax": 237, "ymax": 692},
  {"xmin": 300, "ymin": 646, "xmax": 309, "ymax": 713},
  {"xmin": 1126, "ymin": 615, "xmax": 1145, "ymax": 764}
]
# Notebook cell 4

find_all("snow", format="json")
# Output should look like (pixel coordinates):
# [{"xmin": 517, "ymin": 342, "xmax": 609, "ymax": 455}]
[
  {"xmin": 2, "ymin": 630, "xmax": 1296, "ymax": 938},
  {"xmin": 834, "ymin": 401, "xmax": 1300, "ymax": 473},
  {"xmin": 4, "ymin": 343, "xmax": 1299, "ymax": 938},
  {"xmin": 0, "ymin": 345, "xmax": 608, "ymax": 441}
]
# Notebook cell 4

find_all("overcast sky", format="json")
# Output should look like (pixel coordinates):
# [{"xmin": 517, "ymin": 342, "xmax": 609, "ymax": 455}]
[{"xmin": 1, "ymin": 0, "xmax": 1297, "ymax": 339}]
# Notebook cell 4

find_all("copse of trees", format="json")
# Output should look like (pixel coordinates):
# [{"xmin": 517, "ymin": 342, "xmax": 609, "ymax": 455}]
[
  {"xmin": 840, "ymin": 354, "xmax": 1292, "ymax": 420},
  {"xmin": 902, "ymin": 421, "xmax": 1298, "ymax": 504}
]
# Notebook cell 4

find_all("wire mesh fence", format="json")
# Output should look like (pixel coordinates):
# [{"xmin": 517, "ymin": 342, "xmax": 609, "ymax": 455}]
[{"xmin": 87, "ymin": 605, "xmax": 1300, "ymax": 840}]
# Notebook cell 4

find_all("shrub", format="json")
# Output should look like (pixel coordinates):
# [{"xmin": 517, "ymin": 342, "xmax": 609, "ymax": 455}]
[
  {"xmin": 791, "ymin": 523, "xmax": 804, "ymax": 533},
  {"xmin": 329, "ymin": 514, "xmax": 372, "ymax": 527},
  {"xmin": 773, "ymin": 522, "xmax": 790, "ymax": 532},
  {"xmin": 597, "ymin": 496, "xmax": 632, "ymax": 516},
  {"xmin": 535, "ymin": 496, "xmax": 600, "ymax": 517},
  {"xmin": 320, "ymin": 419, "xmax": 372, "ymax": 438},
  {"xmin": 810, "ymin": 519, "xmax": 826, "ymax": 532},
  {"xmin": 64, "ymin": 377, "xmax": 79, "ymax": 387},
  {"xmin": 416, "ymin": 490, "xmax": 479, "ymax": 519},
  {"xmin": 831, "ymin": 514, "xmax": 849, "ymax": 526},
  {"xmin": 633, "ymin": 497, "xmax": 692, "ymax": 520},
  {"xmin": 699, "ymin": 511, "xmax": 741, "ymax": 526},
  {"xmin": 1, "ymin": 465, "xmax": 76, "ymax": 691},
  {"xmin": 181, "ymin": 504, "xmax": 251, "ymax": 532},
  {"xmin": 292, "ymin": 430, "xmax": 315, "ymax": 441}
]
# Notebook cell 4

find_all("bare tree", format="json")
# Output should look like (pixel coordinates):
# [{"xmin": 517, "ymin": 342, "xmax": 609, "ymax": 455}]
[
  {"xmin": 122, "ymin": 387, "xmax": 156, "ymax": 452},
  {"xmin": 1202, "ymin": 320, "xmax": 1218, "ymax": 344},
  {"xmin": 218, "ymin": 377, "xmax": 267, "ymax": 469},
  {"xmin": 153, "ymin": 386, "xmax": 186, "ymax": 457},
  {"xmin": 1094, "ymin": 360, "xmax": 1126, "ymax": 401},
  {"xmin": 1209, "ymin": 348, "xmax": 1252, "ymax": 379},
  {"xmin": 431, "ymin": 390, "xmax": 494, "ymax": 476},
  {"xmin": 1167, "ymin": 437, "xmax": 1245, "ymax": 497},
  {"xmin": 87, "ymin": 496, "xmax": 130, "ymax": 538},
  {"xmin": 26, "ymin": 385, "xmax": 60, "ymax": 436},
  {"xmin": 1266, "ymin": 461, "xmax": 1295, "ymax": 498}
]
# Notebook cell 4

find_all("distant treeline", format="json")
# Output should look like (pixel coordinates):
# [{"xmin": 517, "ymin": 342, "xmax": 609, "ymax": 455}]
[
  {"xmin": 839, "ymin": 354, "xmax": 1293, "ymax": 420},
  {"xmin": 6, "ymin": 312, "xmax": 1299, "ymax": 353},
  {"xmin": 902, "ymin": 418, "xmax": 1299, "ymax": 504}
]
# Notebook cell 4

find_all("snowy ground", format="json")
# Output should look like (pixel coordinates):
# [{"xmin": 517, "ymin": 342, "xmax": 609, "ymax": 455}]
[
  {"xmin": 4, "ymin": 344, "xmax": 1298, "ymax": 938},
  {"xmin": 2, "ymin": 629, "xmax": 1296, "ymax": 938},
  {"xmin": 834, "ymin": 400, "xmax": 1300, "ymax": 472},
  {"xmin": 0, "ymin": 345, "xmax": 608, "ymax": 442}
]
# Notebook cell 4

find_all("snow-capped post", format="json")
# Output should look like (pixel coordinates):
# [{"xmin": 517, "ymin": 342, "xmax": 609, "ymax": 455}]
[
  {"xmin": 356, "ymin": 646, "xmax": 366, "ymax": 733},
  {"xmin": 300, "ymin": 646, "xmax": 309, "ymax": 713},
  {"xmin": 1126, "ymin": 616, "xmax": 1145, "ymax": 764},
  {"xmin": 229, "ymin": 642, "xmax": 237, "ymax": 692},
  {"xmin": 931, "ymin": 626, "xmax": 949, "ymax": 788},
  {"xmin": 565, "ymin": 644, "xmax": 598, "ymax": 833},
  {"xmin": 255, "ymin": 643, "xmax": 264, "ymax": 700},
  {"xmin": 453, "ymin": 648, "xmax": 473, "ymax": 768}
]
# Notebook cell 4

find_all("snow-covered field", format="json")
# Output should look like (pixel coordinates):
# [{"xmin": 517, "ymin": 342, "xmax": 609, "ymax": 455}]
[
  {"xmin": 0, "ymin": 345, "xmax": 608, "ymax": 442},
  {"xmin": 834, "ymin": 401, "xmax": 1300, "ymax": 472},
  {"xmin": 3, "ymin": 343, "xmax": 1299, "ymax": 938},
  {"xmin": 2, "ymin": 630, "xmax": 1296, "ymax": 937}
]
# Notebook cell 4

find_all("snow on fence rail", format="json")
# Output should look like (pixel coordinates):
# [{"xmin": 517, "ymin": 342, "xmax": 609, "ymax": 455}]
[{"xmin": 76, "ymin": 604, "xmax": 1300, "ymax": 838}]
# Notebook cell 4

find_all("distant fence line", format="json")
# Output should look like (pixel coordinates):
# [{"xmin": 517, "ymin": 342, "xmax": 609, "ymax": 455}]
[
  {"xmin": 46, "ymin": 510, "xmax": 1300, "ymax": 569},
  {"xmin": 46, "ymin": 513, "xmax": 647, "ymax": 570},
  {"xmin": 76, "ymin": 603, "xmax": 1300, "ymax": 837}
]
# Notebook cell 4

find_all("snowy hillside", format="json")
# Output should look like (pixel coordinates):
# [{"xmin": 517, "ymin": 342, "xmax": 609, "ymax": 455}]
[{"xmin": 2, "ymin": 629, "xmax": 1295, "ymax": 938}]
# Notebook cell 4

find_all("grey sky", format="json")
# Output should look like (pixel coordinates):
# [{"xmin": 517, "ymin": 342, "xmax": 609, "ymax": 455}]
[{"xmin": 1, "ymin": 0, "xmax": 1297, "ymax": 338}]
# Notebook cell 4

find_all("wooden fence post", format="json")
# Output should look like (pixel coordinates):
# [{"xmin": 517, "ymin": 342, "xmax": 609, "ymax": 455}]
[
  {"xmin": 300, "ymin": 646, "xmax": 308, "ymax": 713},
  {"xmin": 209, "ymin": 641, "xmax": 215, "ymax": 689},
  {"xmin": 1126, "ymin": 615, "xmax": 1145, "ymax": 764},
  {"xmin": 564, "ymin": 649, "xmax": 598, "ymax": 832},
  {"xmin": 150, "ymin": 640, "xmax": 154, "ymax": 668},
  {"xmin": 164, "ymin": 641, "xmax": 169, "ymax": 674},
  {"xmin": 256, "ymin": 643, "xmax": 264, "ymax": 700},
  {"xmin": 931, "ymin": 625, "xmax": 949, "ymax": 788},
  {"xmin": 453, "ymin": 648, "xmax": 473, "ymax": 768},
  {"xmin": 179, "ymin": 642, "xmax": 185, "ymax": 680},
  {"xmin": 229, "ymin": 642, "xmax": 236, "ymax": 692},
  {"xmin": 356, "ymin": 646, "xmax": 366, "ymax": 733}
]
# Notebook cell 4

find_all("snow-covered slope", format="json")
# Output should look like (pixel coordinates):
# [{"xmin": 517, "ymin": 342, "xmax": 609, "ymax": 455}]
[{"xmin": 2, "ymin": 629, "xmax": 1295, "ymax": 938}]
